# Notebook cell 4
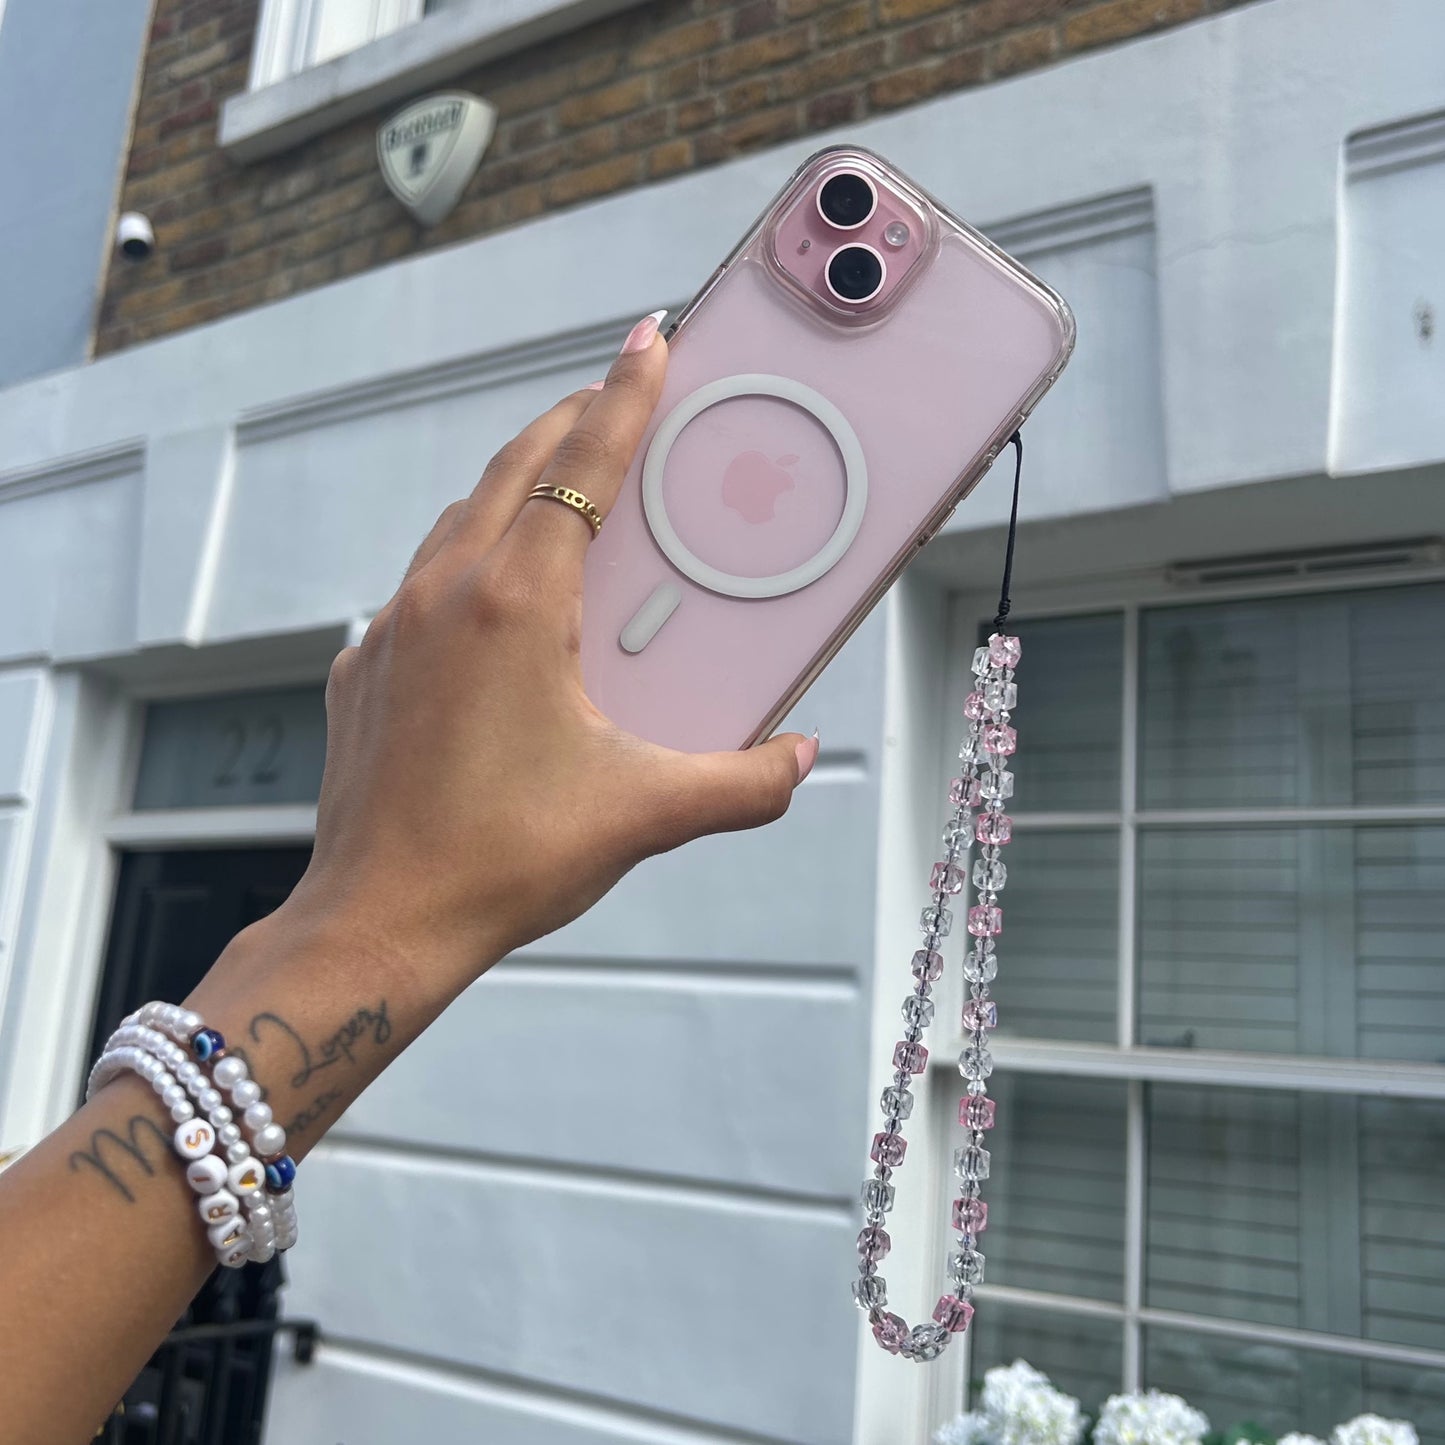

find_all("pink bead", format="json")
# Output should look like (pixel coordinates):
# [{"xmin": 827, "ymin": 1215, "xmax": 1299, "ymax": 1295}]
[
  {"xmin": 933, "ymin": 1294, "xmax": 975, "ymax": 1332},
  {"xmin": 959, "ymin": 1096, "xmax": 997, "ymax": 1130},
  {"xmin": 948, "ymin": 775, "xmax": 981, "ymax": 808},
  {"xmin": 893, "ymin": 1041, "xmax": 928, "ymax": 1074},
  {"xmin": 873, "ymin": 1312, "xmax": 908, "ymax": 1353},
  {"xmin": 989, "ymin": 634, "xmax": 1022, "ymax": 668},
  {"xmin": 966, "ymin": 905, "xmax": 1003, "ymax": 938},
  {"xmin": 952, "ymin": 1197, "xmax": 989, "ymax": 1233},
  {"xmin": 911, "ymin": 948, "xmax": 944, "ymax": 982},
  {"xmin": 857, "ymin": 1226, "xmax": 891, "ymax": 1261},
  {"xmin": 871, "ymin": 1131, "xmax": 907, "ymax": 1167},
  {"xmin": 962, "ymin": 999, "xmax": 999, "ymax": 1032},
  {"xmin": 975, "ymin": 812, "xmax": 1013, "ymax": 845},
  {"xmin": 931, "ymin": 861, "xmax": 965, "ymax": 895},
  {"xmin": 983, "ymin": 723, "xmax": 1017, "ymax": 757},
  {"xmin": 963, "ymin": 691, "xmax": 986, "ymax": 721}
]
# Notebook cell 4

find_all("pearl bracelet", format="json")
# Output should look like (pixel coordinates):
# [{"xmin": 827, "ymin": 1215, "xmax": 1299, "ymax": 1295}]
[
  {"xmin": 86, "ymin": 1043, "xmax": 255, "ymax": 1269},
  {"xmin": 129, "ymin": 1002, "xmax": 298, "ymax": 1254}
]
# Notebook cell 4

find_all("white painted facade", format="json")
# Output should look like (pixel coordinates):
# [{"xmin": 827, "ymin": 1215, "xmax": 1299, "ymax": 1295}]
[{"xmin": 2, "ymin": 0, "xmax": 1444, "ymax": 1439}]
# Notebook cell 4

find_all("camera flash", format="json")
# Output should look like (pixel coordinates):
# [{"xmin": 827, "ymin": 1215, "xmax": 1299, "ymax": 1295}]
[
  {"xmin": 883, "ymin": 221, "xmax": 910, "ymax": 249},
  {"xmin": 799, "ymin": 239, "xmax": 811, "ymax": 251}
]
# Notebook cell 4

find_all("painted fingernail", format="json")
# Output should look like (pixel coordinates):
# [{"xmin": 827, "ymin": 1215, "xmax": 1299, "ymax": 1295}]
[
  {"xmin": 795, "ymin": 730, "xmax": 820, "ymax": 784},
  {"xmin": 621, "ymin": 309, "xmax": 668, "ymax": 355},
  {"xmin": 584, "ymin": 380, "xmax": 606, "ymax": 390}
]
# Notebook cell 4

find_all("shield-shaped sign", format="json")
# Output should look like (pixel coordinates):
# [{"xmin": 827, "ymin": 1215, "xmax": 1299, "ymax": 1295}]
[{"xmin": 377, "ymin": 92, "xmax": 496, "ymax": 227}]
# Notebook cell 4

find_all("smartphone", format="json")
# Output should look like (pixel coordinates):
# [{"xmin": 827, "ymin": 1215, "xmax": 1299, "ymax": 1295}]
[{"xmin": 581, "ymin": 145, "xmax": 1074, "ymax": 754}]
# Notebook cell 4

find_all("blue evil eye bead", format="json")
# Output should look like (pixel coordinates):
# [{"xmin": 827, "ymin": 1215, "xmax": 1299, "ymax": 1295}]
[
  {"xmin": 191, "ymin": 1028, "xmax": 226, "ymax": 1062},
  {"xmin": 265, "ymin": 1155, "xmax": 297, "ymax": 1192}
]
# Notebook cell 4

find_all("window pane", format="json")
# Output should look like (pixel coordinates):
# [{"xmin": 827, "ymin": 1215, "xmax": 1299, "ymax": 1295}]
[
  {"xmin": 1138, "ymin": 825, "xmax": 1445, "ymax": 1061},
  {"xmin": 991, "ymin": 829, "xmax": 1118, "ymax": 1044},
  {"xmin": 1146, "ymin": 1328, "xmax": 1445, "ymax": 1442},
  {"xmin": 986, "ymin": 613, "xmax": 1122, "ymax": 812},
  {"xmin": 1139, "ymin": 584, "xmax": 1445, "ymax": 809},
  {"xmin": 957, "ymin": 1074, "xmax": 1127, "ymax": 1302},
  {"xmin": 966, "ymin": 1304, "xmax": 1122, "ymax": 1424},
  {"xmin": 1146, "ymin": 1086, "xmax": 1303, "ymax": 1329}
]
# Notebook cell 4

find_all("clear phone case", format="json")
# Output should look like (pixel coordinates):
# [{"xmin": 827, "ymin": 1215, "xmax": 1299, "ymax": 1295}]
[{"xmin": 581, "ymin": 146, "xmax": 1074, "ymax": 753}]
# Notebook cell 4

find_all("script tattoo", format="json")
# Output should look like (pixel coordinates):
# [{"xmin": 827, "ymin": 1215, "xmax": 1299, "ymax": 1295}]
[
  {"xmin": 69, "ymin": 1114, "xmax": 171, "ymax": 1204},
  {"xmin": 283, "ymin": 1087, "xmax": 345, "ymax": 1141},
  {"xmin": 248, "ymin": 1002, "xmax": 391, "ymax": 1090}
]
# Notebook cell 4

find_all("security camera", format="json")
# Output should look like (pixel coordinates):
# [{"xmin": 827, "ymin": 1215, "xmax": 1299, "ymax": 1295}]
[{"xmin": 116, "ymin": 212, "xmax": 155, "ymax": 260}]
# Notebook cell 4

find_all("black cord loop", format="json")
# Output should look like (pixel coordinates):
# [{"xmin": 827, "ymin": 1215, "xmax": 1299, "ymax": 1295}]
[{"xmin": 991, "ymin": 430, "xmax": 1024, "ymax": 632}]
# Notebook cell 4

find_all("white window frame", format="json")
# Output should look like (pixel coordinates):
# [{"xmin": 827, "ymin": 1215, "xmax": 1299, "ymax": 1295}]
[
  {"xmin": 914, "ymin": 558, "xmax": 1445, "ymax": 1435},
  {"xmin": 250, "ymin": 0, "xmax": 425, "ymax": 90}
]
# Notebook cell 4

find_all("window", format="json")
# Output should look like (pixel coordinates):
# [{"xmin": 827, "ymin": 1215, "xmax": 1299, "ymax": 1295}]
[
  {"xmin": 250, "ymin": 0, "xmax": 424, "ymax": 88},
  {"xmin": 936, "ymin": 581, "xmax": 1445, "ymax": 1441}
]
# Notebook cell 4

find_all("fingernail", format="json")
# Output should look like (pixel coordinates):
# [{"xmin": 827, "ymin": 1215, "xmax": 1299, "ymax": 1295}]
[
  {"xmin": 621, "ymin": 309, "xmax": 667, "ymax": 355},
  {"xmin": 584, "ymin": 380, "xmax": 606, "ymax": 390},
  {"xmin": 795, "ymin": 730, "xmax": 820, "ymax": 784}
]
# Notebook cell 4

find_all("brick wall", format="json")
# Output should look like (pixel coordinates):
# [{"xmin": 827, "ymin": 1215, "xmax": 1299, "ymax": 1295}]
[{"xmin": 96, "ymin": 0, "xmax": 1259, "ymax": 354}]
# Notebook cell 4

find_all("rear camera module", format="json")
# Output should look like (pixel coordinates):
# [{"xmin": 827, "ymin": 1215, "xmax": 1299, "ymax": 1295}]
[
  {"xmin": 817, "ymin": 172, "xmax": 877, "ymax": 230},
  {"xmin": 826, "ymin": 244, "xmax": 885, "ymax": 304}
]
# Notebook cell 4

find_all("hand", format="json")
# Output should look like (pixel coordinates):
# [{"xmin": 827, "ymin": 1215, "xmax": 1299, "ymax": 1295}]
[{"xmin": 285, "ymin": 312, "xmax": 818, "ymax": 996}]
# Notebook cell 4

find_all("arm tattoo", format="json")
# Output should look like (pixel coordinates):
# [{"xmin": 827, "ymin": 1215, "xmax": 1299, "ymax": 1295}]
[{"xmin": 68, "ymin": 1114, "xmax": 171, "ymax": 1204}]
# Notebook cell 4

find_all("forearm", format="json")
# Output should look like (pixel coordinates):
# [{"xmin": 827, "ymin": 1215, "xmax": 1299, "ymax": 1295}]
[{"xmin": 0, "ymin": 901, "xmax": 486, "ymax": 1445}]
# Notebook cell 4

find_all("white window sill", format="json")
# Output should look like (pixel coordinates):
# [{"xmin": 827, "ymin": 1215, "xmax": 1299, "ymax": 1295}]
[{"xmin": 219, "ymin": 0, "xmax": 648, "ymax": 163}]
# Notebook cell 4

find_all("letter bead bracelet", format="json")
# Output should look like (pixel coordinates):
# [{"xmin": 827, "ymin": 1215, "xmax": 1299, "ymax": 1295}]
[{"xmin": 87, "ymin": 1002, "xmax": 299, "ymax": 1268}]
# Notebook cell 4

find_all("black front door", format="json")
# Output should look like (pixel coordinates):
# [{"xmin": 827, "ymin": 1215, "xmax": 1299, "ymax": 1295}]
[{"xmin": 90, "ymin": 847, "xmax": 311, "ymax": 1445}]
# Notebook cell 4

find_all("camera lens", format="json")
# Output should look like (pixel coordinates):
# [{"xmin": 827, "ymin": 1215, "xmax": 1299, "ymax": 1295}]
[
  {"xmin": 826, "ymin": 244, "xmax": 885, "ymax": 303},
  {"xmin": 817, "ymin": 172, "xmax": 877, "ymax": 230}
]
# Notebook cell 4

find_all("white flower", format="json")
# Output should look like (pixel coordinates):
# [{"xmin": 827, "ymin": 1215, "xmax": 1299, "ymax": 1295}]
[
  {"xmin": 1331, "ymin": 1414, "xmax": 1419, "ymax": 1445},
  {"xmin": 934, "ymin": 1361, "xmax": 1086, "ymax": 1445},
  {"xmin": 1092, "ymin": 1389, "xmax": 1210, "ymax": 1445},
  {"xmin": 1276, "ymin": 1435, "xmax": 1327, "ymax": 1445}
]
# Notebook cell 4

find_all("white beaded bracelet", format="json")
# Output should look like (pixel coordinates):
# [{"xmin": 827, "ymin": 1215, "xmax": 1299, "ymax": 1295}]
[
  {"xmin": 122, "ymin": 1003, "xmax": 298, "ymax": 1256},
  {"xmin": 85, "ymin": 1043, "xmax": 254, "ymax": 1269}
]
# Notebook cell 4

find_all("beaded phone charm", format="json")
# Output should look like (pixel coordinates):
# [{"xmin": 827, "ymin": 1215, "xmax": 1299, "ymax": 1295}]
[{"xmin": 854, "ymin": 432, "xmax": 1025, "ymax": 1362}]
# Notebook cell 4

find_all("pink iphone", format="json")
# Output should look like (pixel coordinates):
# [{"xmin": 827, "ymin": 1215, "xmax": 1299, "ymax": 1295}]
[{"xmin": 581, "ymin": 146, "xmax": 1074, "ymax": 753}]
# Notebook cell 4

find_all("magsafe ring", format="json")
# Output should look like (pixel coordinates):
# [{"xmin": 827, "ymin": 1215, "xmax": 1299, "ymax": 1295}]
[{"xmin": 640, "ymin": 373, "xmax": 868, "ymax": 600}]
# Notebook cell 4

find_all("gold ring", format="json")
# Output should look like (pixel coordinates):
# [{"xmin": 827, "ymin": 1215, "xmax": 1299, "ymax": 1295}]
[{"xmin": 527, "ymin": 484, "xmax": 603, "ymax": 538}]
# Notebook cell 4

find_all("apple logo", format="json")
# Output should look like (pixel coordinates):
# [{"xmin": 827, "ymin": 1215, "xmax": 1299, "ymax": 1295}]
[{"xmin": 721, "ymin": 451, "xmax": 798, "ymax": 523}]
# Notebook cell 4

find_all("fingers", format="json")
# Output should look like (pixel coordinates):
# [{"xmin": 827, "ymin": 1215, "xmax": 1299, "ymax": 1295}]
[
  {"xmin": 439, "ymin": 388, "xmax": 598, "ymax": 565},
  {"xmin": 503, "ymin": 311, "xmax": 669, "ymax": 573},
  {"xmin": 646, "ymin": 731, "xmax": 817, "ymax": 852}
]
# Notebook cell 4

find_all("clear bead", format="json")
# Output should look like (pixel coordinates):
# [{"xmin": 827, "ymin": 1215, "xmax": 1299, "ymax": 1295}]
[
  {"xmin": 971, "ymin": 645, "xmax": 991, "ymax": 676},
  {"xmin": 979, "ymin": 769, "xmax": 1015, "ymax": 802},
  {"xmin": 972, "ymin": 856, "xmax": 1007, "ymax": 891},
  {"xmin": 962, "ymin": 998, "xmax": 999, "ymax": 1032},
  {"xmin": 983, "ymin": 679, "xmax": 1018, "ymax": 713},
  {"xmin": 861, "ymin": 1178, "xmax": 895, "ymax": 1214},
  {"xmin": 942, "ymin": 818, "xmax": 972, "ymax": 855},
  {"xmin": 966, "ymin": 904, "xmax": 1003, "ymax": 938},
  {"xmin": 959, "ymin": 1096, "xmax": 997, "ymax": 1130},
  {"xmin": 920, "ymin": 905, "xmax": 952, "ymax": 937},
  {"xmin": 857, "ymin": 1226, "xmax": 891, "ymax": 1262},
  {"xmin": 975, "ymin": 812, "xmax": 1013, "ymax": 846},
  {"xmin": 881, "ymin": 1084, "xmax": 913, "ymax": 1119},
  {"xmin": 930, "ymin": 861, "xmax": 965, "ymax": 896},
  {"xmin": 948, "ymin": 1250, "xmax": 986, "ymax": 1286},
  {"xmin": 963, "ymin": 691, "xmax": 986, "ymax": 721},
  {"xmin": 905, "ymin": 1322, "xmax": 949, "ymax": 1361},
  {"xmin": 911, "ymin": 948, "xmax": 944, "ymax": 983},
  {"xmin": 954, "ymin": 1144, "xmax": 991, "ymax": 1181},
  {"xmin": 983, "ymin": 723, "xmax": 1018, "ymax": 757},
  {"xmin": 852, "ymin": 1274, "xmax": 887, "ymax": 1310},
  {"xmin": 871, "ymin": 1132, "xmax": 908, "ymax": 1167},
  {"xmin": 959, "ymin": 1045, "xmax": 994, "ymax": 1081},
  {"xmin": 892, "ymin": 1040, "xmax": 928, "ymax": 1074},
  {"xmin": 958, "ymin": 733, "xmax": 979, "ymax": 766},
  {"xmin": 963, "ymin": 945, "xmax": 998, "ymax": 983},
  {"xmin": 967, "ymin": 1078, "xmax": 988, "ymax": 1096},
  {"xmin": 989, "ymin": 633, "xmax": 1022, "ymax": 668},
  {"xmin": 902, "ymin": 995, "xmax": 935, "ymax": 1029}
]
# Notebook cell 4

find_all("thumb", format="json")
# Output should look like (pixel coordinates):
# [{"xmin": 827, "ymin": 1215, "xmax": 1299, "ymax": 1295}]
[{"xmin": 661, "ymin": 730, "xmax": 818, "ymax": 845}]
